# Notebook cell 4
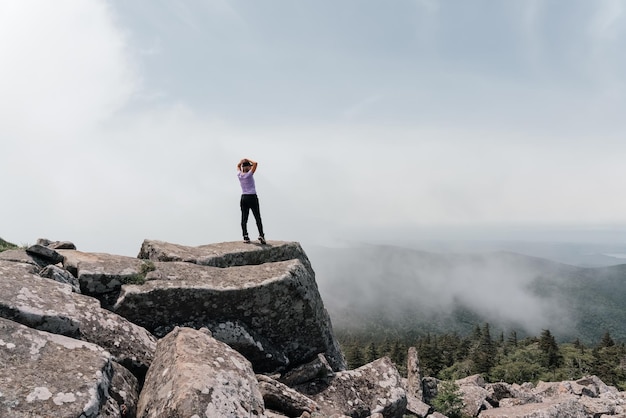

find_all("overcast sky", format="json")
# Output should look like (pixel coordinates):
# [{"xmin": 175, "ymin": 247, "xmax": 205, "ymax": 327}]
[{"xmin": 2, "ymin": 1, "xmax": 626, "ymax": 256}]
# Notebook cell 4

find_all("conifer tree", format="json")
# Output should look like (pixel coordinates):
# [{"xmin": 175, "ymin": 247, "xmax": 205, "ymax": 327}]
[
  {"xmin": 539, "ymin": 329, "xmax": 562, "ymax": 370},
  {"xmin": 471, "ymin": 323, "xmax": 496, "ymax": 374},
  {"xmin": 600, "ymin": 331, "xmax": 615, "ymax": 348},
  {"xmin": 346, "ymin": 344, "xmax": 365, "ymax": 369},
  {"xmin": 365, "ymin": 342, "xmax": 378, "ymax": 363}
]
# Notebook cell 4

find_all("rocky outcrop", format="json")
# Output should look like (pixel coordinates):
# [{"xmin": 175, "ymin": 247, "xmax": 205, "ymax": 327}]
[
  {"xmin": 114, "ymin": 241, "xmax": 345, "ymax": 373},
  {"xmin": 1, "ymin": 237, "xmax": 372, "ymax": 417},
  {"xmin": 5, "ymin": 237, "xmax": 625, "ymax": 418},
  {"xmin": 441, "ymin": 373, "xmax": 626, "ymax": 418},
  {"xmin": 0, "ymin": 259, "xmax": 156, "ymax": 376}
]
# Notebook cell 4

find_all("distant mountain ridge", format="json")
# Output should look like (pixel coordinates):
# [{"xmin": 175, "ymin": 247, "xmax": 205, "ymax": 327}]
[{"xmin": 307, "ymin": 244, "xmax": 626, "ymax": 344}]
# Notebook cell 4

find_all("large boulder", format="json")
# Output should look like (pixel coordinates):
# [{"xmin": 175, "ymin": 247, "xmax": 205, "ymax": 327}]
[
  {"xmin": 0, "ymin": 317, "xmax": 116, "ymax": 417},
  {"xmin": 113, "ymin": 257, "xmax": 345, "ymax": 373},
  {"xmin": 0, "ymin": 259, "xmax": 156, "ymax": 376},
  {"xmin": 136, "ymin": 326, "xmax": 265, "ymax": 418},
  {"xmin": 295, "ymin": 356, "xmax": 407, "ymax": 418}
]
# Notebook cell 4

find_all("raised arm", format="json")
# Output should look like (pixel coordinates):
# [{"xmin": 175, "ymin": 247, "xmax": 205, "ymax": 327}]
[
  {"xmin": 248, "ymin": 159, "xmax": 258, "ymax": 173},
  {"xmin": 237, "ymin": 158, "xmax": 258, "ymax": 173}
]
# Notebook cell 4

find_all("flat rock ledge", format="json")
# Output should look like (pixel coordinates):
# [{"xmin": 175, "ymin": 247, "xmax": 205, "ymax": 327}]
[{"xmin": 138, "ymin": 239, "xmax": 313, "ymax": 268}]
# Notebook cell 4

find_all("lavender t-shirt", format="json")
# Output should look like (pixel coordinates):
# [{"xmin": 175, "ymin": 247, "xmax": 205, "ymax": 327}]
[{"xmin": 237, "ymin": 170, "xmax": 257, "ymax": 194}]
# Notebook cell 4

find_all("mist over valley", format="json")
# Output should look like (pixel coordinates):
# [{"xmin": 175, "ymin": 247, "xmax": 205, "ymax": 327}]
[{"xmin": 308, "ymin": 242, "xmax": 626, "ymax": 344}]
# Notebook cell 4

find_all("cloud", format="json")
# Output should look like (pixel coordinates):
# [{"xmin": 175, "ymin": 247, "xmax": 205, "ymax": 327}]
[
  {"xmin": 0, "ymin": 1, "xmax": 137, "ymax": 137},
  {"xmin": 2, "ymin": 0, "xmax": 626, "ymax": 257}
]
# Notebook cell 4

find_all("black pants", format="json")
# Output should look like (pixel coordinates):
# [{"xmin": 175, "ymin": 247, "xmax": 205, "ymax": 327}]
[{"xmin": 240, "ymin": 194, "xmax": 264, "ymax": 238}]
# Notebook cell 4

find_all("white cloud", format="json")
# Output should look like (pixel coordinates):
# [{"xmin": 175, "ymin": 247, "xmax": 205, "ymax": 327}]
[
  {"xmin": 0, "ymin": 1, "xmax": 137, "ymax": 137},
  {"xmin": 1, "ymin": 0, "xmax": 626, "ymax": 256}
]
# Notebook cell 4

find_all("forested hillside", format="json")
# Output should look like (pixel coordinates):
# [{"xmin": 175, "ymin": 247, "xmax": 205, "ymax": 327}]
[
  {"xmin": 338, "ymin": 324, "xmax": 626, "ymax": 390},
  {"xmin": 309, "ymin": 244, "xmax": 626, "ymax": 344}
]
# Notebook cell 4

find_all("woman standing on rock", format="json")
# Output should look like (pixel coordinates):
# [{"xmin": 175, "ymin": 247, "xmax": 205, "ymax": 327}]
[{"xmin": 237, "ymin": 158, "xmax": 266, "ymax": 244}]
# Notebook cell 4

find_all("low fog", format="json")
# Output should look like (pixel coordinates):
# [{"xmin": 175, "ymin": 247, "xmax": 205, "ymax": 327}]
[{"xmin": 307, "ymin": 243, "xmax": 616, "ymax": 339}]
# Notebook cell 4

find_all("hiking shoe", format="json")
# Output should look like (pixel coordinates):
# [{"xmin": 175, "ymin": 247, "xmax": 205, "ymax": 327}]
[
  {"xmin": 258, "ymin": 236, "xmax": 266, "ymax": 245},
  {"xmin": 243, "ymin": 236, "xmax": 251, "ymax": 244}
]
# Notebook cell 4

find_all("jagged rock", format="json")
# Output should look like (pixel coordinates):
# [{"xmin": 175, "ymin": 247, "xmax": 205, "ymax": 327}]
[
  {"xmin": 532, "ymin": 381, "xmax": 569, "ymax": 400},
  {"xmin": 257, "ymin": 374, "xmax": 321, "ymax": 416},
  {"xmin": 105, "ymin": 362, "xmax": 140, "ymax": 418},
  {"xmin": 457, "ymin": 374, "xmax": 487, "ymax": 388},
  {"xmin": 486, "ymin": 382, "xmax": 514, "ymax": 403},
  {"xmin": 0, "ymin": 249, "xmax": 47, "ymax": 268},
  {"xmin": 0, "ymin": 317, "xmax": 114, "ymax": 418},
  {"xmin": 136, "ymin": 327, "xmax": 265, "ymax": 418},
  {"xmin": 455, "ymin": 374, "xmax": 494, "ymax": 416},
  {"xmin": 579, "ymin": 395, "xmax": 618, "ymax": 416},
  {"xmin": 36, "ymin": 238, "xmax": 76, "ymax": 250},
  {"xmin": 407, "ymin": 346, "xmax": 424, "ymax": 401},
  {"xmin": 138, "ymin": 239, "xmax": 313, "ymax": 268},
  {"xmin": 265, "ymin": 411, "xmax": 290, "ymax": 418},
  {"xmin": 39, "ymin": 264, "xmax": 81, "ymax": 293},
  {"xmin": 58, "ymin": 250, "xmax": 149, "ymax": 296},
  {"xmin": 427, "ymin": 412, "xmax": 447, "ymax": 418},
  {"xmin": 422, "ymin": 377, "xmax": 440, "ymax": 404},
  {"xmin": 295, "ymin": 356, "xmax": 407, "ymax": 418},
  {"xmin": 458, "ymin": 383, "xmax": 493, "ymax": 416},
  {"xmin": 406, "ymin": 394, "xmax": 431, "ymax": 417},
  {"xmin": 576, "ymin": 375, "xmax": 617, "ymax": 397},
  {"xmin": 113, "ymin": 258, "xmax": 345, "ymax": 373},
  {"xmin": 279, "ymin": 353, "xmax": 335, "ymax": 387},
  {"xmin": 0, "ymin": 259, "xmax": 156, "ymax": 376},
  {"xmin": 478, "ymin": 397, "xmax": 587, "ymax": 417},
  {"xmin": 26, "ymin": 244, "xmax": 64, "ymax": 265}
]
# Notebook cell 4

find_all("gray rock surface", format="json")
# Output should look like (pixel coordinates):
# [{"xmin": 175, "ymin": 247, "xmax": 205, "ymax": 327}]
[
  {"xmin": 58, "ymin": 249, "xmax": 149, "ymax": 295},
  {"xmin": 0, "ymin": 249, "xmax": 47, "ymax": 268},
  {"xmin": 478, "ymin": 398, "xmax": 588, "ymax": 417},
  {"xmin": 0, "ymin": 259, "xmax": 156, "ymax": 375},
  {"xmin": 471, "ymin": 375, "xmax": 626, "ymax": 417},
  {"xmin": 138, "ymin": 239, "xmax": 312, "ymax": 268},
  {"xmin": 257, "ymin": 374, "xmax": 321, "ymax": 417},
  {"xmin": 296, "ymin": 356, "xmax": 407, "ymax": 418},
  {"xmin": 279, "ymin": 353, "xmax": 335, "ymax": 387},
  {"xmin": 136, "ymin": 326, "xmax": 265, "ymax": 418},
  {"xmin": 39, "ymin": 264, "xmax": 81, "ymax": 293},
  {"xmin": 0, "ymin": 317, "xmax": 113, "ymax": 418},
  {"xmin": 113, "ymin": 257, "xmax": 345, "ymax": 373},
  {"xmin": 26, "ymin": 243, "xmax": 64, "ymax": 265},
  {"xmin": 36, "ymin": 237, "xmax": 76, "ymax": 250},
  {"xmin": 407, "ymin": 346, "xmax": 424, "ymax": 401},
  {"xmin": 406, "ymin": 394, "xmax": 432, "ymax": 417}
]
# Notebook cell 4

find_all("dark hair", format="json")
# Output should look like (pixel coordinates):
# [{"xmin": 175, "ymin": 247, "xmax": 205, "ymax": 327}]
[{"xmin": 242, "ymin": 161, "xmax": 252, "ymax": 167}]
